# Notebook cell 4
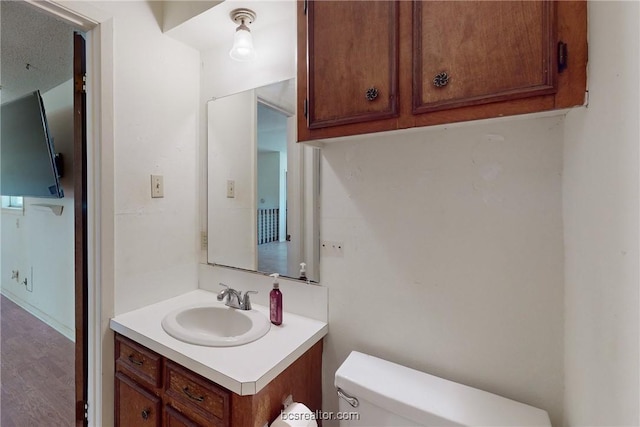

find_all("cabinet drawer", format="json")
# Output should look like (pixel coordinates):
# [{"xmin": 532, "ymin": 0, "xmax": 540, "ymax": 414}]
[
  {"xmin": 165, "ymin": 360, "xmax": 230, "ymax": 425},
  {"xmin": 115, "ymin": 334, "xmax": 162, "ymax": 389}
]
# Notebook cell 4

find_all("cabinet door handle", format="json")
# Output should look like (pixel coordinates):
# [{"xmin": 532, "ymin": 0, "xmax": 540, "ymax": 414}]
[
  {"xmin": 183, "ymin": 386, "xmax": 205, "ymax": 402},
  {"xmin": 141, "ymin": 408, "xmax": 151, "ymax": 420},
  {"xmin": 365, "ymin": 87, "xmax": 379, "ymax": 101},
  {"xmin": 433, "ymin": 72, "xmax": 450, "ymax": 88},
  {"xmin": 128, "ymin": 354, "xmax": 144, "ymax": 366}
]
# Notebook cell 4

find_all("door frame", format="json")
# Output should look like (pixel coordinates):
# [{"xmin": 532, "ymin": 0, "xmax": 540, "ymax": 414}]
[
  {"xmin": 73, "ymin": 31, "xmax": 88, "ymax": 426},
  {"xmin": 24, "ymin": 1, "xmax": 115, "ymax": 425}
]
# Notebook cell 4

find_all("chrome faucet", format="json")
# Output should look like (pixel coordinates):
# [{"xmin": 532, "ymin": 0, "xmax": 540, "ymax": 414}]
[{"xmin": 217, "ymin": 283, "xmax": 257, "ymax": 310}]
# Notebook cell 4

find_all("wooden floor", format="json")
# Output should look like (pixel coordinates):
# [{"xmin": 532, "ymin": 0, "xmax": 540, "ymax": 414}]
[
  {"xmin": 0, "ymin": 295, "xmax": 75, "ymax": 427},
  {"xmin": 257, "ymin": 241, "xmax": 289, "ymax": 275}
]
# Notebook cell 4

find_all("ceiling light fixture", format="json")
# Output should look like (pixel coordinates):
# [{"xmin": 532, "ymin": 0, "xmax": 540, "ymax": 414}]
[{"xmin": 229, "ymin": 8, "xmax": 257, "ymax": 62}]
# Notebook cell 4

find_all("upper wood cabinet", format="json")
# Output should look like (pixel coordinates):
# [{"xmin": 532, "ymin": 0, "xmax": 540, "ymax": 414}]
[
  {"xmin": 297, "ymin": 0, "xmax": 587, "ymax": 142},
  {"xmin": 306, "ymin": 1, "xmax": 399, "ymax": 129}
]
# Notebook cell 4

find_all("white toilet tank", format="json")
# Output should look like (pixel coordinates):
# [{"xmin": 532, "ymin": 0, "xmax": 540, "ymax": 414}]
[{"xmin": 334, "ymin": 351, "xmax": 551, "ymax": 427}]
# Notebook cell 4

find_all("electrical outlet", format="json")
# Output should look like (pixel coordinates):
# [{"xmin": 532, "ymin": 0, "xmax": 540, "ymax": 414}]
[
  {"xmin": 151, "ymin": 175, "xmax": 164, "ymax": 198},
  {"xmin": 11, "ymin": 270, "xmax": 19, "ymax": 282},
  {"xmin": 321, "ymin": 241, "xmax": 344, "ymax": 258},
  {"xmin": 227, "ymin": 180, "xmax": 235, "ymax": 198}
]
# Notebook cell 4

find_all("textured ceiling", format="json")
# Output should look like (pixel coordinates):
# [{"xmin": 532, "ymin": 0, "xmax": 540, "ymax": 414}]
[{"xmin": 1, "ymin": 1, "xmax": 76, "ymax": 104}]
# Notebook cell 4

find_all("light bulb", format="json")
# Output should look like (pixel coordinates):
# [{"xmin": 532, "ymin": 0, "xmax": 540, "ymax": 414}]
[{"xmin": 229, "ymin": 25, "xmax": 255, "ymax": 61}]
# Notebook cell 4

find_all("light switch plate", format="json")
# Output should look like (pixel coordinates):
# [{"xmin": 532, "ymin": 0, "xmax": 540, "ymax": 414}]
[
  {"xmin": 227, "ymin": 180, "xmax": 235, "ymax": 198},
  {"xmin": 151, "ymin": 175, "xmax": 164, "ymax": 198}
]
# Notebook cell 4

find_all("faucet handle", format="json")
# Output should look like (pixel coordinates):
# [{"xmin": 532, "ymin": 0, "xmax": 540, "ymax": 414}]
[{"xmin": 242, "ymin": 290, "xmax": 258, "ymax": 310}]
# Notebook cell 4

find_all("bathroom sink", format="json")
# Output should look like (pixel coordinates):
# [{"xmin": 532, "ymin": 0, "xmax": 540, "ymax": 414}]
[{"xmin": 161, "ymin": 304, "xmax": 270, "ymax": 347}]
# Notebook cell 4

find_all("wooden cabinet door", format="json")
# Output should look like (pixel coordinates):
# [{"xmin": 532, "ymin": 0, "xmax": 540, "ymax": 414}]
[
  {"xmin": 115, "ymin": 372, "xmax": 161, "ymax": 427},
  {"xmin": 305, "ymin": 0, "xmax": 399, "ymax": 129},
  {"xmin": 413, "ymin": 1, "xmax": 557, "ymax": 114}
]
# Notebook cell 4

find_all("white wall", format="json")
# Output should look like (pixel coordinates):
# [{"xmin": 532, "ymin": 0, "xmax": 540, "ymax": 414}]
[
  {"xmin": 320, "ymin": 116, "xmax": 566, "ymax": 426},
  {"xmin": 94, "ymin": 1, "xmax": 201, "ymax": 316},
  {"xmin": 1, "ymin": 79, "xmax": 75, "ymax": 340},
  {"xmin": 162, "ymin": 0, "xmax": 222, "ymax": 32},
  {"xmin": 207, "ymin": 89, "xmax": 257, "ymax": 270},
  {"xmin": 563, "ymin": 2, "xmax": 640, "ymax": 425}
]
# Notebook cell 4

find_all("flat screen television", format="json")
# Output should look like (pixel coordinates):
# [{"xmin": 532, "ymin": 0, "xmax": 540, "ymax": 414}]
[{"xmin": 1, "ymin": 90, "xmax": 64, "ymax": 198}]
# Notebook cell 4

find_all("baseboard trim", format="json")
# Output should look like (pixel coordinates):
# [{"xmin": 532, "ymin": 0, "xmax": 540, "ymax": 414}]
[{"xmin": 0, "ymin": 290, "xmax": 75, "ymax": 342}]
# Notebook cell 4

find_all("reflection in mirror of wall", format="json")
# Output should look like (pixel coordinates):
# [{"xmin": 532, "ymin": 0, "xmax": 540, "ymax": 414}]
[{"xmin": 207, "ymin": 79, "xmax": 319, "ymax": 282}]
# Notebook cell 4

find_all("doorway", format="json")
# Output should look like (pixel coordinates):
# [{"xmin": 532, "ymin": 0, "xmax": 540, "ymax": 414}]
[
  {"xmin": 0, "ymin": 2, "xmax": 96, "ymax": 426},
  {"xmin": 257, "ymin": 101, "xmax": 290, "ymax": 275}
]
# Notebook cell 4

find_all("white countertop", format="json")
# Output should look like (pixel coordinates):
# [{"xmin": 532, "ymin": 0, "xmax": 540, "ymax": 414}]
[{"xmin": 109, "ymin": 289, "xmax": 328, "ymax": 395}]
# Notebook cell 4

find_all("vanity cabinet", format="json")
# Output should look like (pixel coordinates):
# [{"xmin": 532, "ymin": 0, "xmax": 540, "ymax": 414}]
[
  {"xmin": 114, "ymin": 333, "xmax": 322, "ymax": 427},
  {"xmin": 297, "ymin": 0, "xmax": 587, "ymax": 142}
]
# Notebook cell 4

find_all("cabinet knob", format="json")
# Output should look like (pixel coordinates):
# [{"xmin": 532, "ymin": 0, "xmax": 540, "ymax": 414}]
[
  {"xmin": 365, "ymin": 87, "xmax": 379, "ymax": 101},
  {"xmin": 141, "ymin": 409, "xmax": 151, "ymax": 420},
  {"xmin": 433, "ymin": 72, "xmax": 450, "ymax": 88}
]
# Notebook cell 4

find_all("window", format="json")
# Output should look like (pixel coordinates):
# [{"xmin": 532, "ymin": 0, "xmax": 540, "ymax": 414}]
[{"xmin": 1, "ymin": 196, "xmax": 24, "ymax": 212}]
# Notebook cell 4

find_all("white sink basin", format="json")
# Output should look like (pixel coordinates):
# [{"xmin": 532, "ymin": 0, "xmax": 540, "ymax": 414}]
[{"xmin": 161, "ymin": 304, "xmax": 271, "ymax": 347}]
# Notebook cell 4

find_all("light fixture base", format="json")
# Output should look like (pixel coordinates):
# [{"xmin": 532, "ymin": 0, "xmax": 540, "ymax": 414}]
[{"xmin": 230, "ymin": 8, "xmax": 256, "ymax": 25}]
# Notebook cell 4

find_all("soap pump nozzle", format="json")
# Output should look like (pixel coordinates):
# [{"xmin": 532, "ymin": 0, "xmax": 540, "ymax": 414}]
[
  {"xmin": 270, "ymin": 272, "xmax": 280, "ymax": 288},
  {"xmin": 299, "ymin": 262, "xmax": 307, "ymax": 281}
]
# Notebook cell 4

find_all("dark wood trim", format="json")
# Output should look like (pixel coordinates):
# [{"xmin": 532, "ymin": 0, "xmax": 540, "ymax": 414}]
[
  {"xmin": 412, "ymin": 1, "xmax": 557, "ymax": 115},
  {"xmin": 296, "ymin": 0, "xmax": 309, "ymax": 141},
  {"xmin": 554, "ymin": 0, "xmax": 588, "ymax": 108},
  {"xmin": 73, "ymin": 31, "xmax": 89, "ymax": 427},
  {"xmin": 306, "ymin": 0, "xmax": 400, "ymax": 130}
]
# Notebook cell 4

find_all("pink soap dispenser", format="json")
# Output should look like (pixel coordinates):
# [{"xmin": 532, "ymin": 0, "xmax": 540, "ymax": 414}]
[{"xmin": 269, "ymin": 273, "xmax": 282, "ymax": 326}]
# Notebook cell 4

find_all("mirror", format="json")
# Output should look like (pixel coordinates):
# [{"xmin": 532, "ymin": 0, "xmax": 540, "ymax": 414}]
[{"xmin": 207, "ymin": 79, "xmax": 320, "ymax": 282}]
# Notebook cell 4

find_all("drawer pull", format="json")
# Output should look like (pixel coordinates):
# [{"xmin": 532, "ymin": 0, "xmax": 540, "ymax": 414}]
[
  {"xmin": 128, "ymin": 354, "xmax": 144, "ymax": 366},
  {"xmin": 183, "ymin": 386, "xmax": 205, "ymax": 403},
  {"xmin": 141, "ymin": 408, "xmax": 151, "ymax": 420}
]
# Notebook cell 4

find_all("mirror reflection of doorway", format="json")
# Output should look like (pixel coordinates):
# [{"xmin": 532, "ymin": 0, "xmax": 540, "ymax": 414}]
[{"xmin": 256, "ymin": 102, "xmax": 289, "ymax": 275}]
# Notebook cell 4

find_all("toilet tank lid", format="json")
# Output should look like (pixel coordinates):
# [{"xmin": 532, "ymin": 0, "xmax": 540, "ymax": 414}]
[{"xmin": 335, "ymin": 351, "xmax": 551, "ymax": 427}]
